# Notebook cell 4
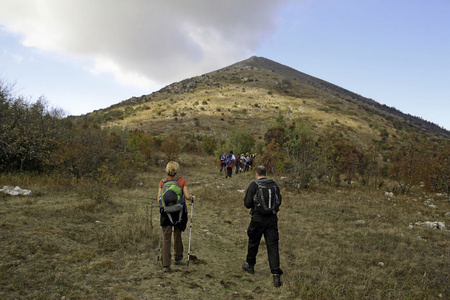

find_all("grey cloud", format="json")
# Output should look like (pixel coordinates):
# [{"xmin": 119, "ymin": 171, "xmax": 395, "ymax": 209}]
[{"xmin": 0, "ymin": 0, "xmax": 292, "ymax": 87}]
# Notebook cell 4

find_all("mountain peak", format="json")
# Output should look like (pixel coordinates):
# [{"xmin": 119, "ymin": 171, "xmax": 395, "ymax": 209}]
[{"xmin": 223, "ymin": 56, "xmax": 298, "ymax": 74}]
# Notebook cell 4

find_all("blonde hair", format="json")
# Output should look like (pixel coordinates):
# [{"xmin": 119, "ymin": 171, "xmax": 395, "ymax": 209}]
[{"xmin": 166, "ymin": 161, "xmax": 179, "ymax": 176}]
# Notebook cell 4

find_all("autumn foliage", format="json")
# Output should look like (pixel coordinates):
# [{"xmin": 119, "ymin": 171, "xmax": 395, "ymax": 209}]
[{"xmin": 1, "ymin": 78, "xmax": 449, "ymax": 197}]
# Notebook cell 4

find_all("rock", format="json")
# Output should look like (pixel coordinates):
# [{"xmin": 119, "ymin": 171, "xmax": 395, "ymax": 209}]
[
  {"xmin": 423, "ymin": 200, "xmax": 437, "ymax": 209},
  {"xmin": 0, "ymin": 185, "xmax": 32, "ymax": 196},
  {"xmin": 414, "ymin": 221, "xmax": 446, "ymax": 230}
]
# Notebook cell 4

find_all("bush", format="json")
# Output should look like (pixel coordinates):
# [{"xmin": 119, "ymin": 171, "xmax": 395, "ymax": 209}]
[
  {"xmin": 200, "ymin": 135, "xmax": 217, "ymax": 155},
  {"xmin": 0, "ymin": 80, "xmax": 65, "ymax": 173},
  {"xmin": 259, "ymin": 140, "xmax": 282, "ymax": 175},
  {"xmin": 127, "ymin": 130, "xmax": 156, "ymax": 170},
  {"xmin": 220, "ymin": 129, "xmax": 255, "ymax": 156},
  {"xmin": 161, "ymin": 135, "xmax": 181, "ymax": 162}
]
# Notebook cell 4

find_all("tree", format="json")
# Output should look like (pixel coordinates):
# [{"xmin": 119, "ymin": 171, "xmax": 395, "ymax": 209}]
[
  {"xmin": 355, "ymin": 146, "xmax": 381, "ymax": 187},
  {"xmin": 432, "ymin": 143, "xmax": 450, "ymax": 197},
  {"xmin": 0, "ymin": 79, "xmax": 65, "ymax": 172},
  {"xmin": 389, "ymin": 143, "xmax": 421, "ymax": 194},
  {"xmin": 127, "ymin": 130, "xmax": 155, "ymax": 168},
  {"xmin": 318, "ymin": 130, "xmax": 363, "ymax": 186},
  {"xmin": 284, "ymin": 120, "xmax": 318, "ymax": 188},
  {"xmin": 420, "ymin": 142, "xmax": 450, "ymax": 196},
  {"xmin": 161, "ymin": 135, "xmax": 181, "ymax": 162},
  {"xmin": 264, "ymin": 127, "xmax": 286, "ymax": 148},
  {"xmin": 259, "ymin": 140, "xmax": 282, "ymax": 175},
  {"xmin": 221, "ymin": 129, "xmax": 255, "ymax": 156},
  {"xmin": 50, "ymin": 125, "xmax": 121, "ymax": 179}
]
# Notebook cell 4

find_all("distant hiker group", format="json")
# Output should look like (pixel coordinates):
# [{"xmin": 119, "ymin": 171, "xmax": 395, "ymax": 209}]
[{"xmin": 219, "ymin": 152, "xmax": 256, "ymax": 178}]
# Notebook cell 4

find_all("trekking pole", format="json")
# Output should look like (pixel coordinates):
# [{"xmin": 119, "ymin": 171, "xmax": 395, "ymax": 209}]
[
  {"xmin": 148, "ymin": 201, "xmax": 153, "ymax": 230},
  {"xmin": 149, "ymin": 197, "xmax": 157, "ymax": 230},
  {"xmin": 187, "ymin": 195, "xmax": 195, "ymax": 266},
  {"xmin": 154, "ymin": 196, "xmax": 162, "ymax": 261},
  {"xmin": 157, "ymin": 226, "xmax": 162, "ymax": 262}
]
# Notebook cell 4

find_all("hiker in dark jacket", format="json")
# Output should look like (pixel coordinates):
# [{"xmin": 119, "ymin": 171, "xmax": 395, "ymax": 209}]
[
  {"xmin": 242, "ymin": 165, "xmax": 283, "ymax": 287},
  {"xmin": 157, "ymin": 161, "xmax": 194, "ymax": 273},
  {"xmin": 235, "ymin": 155, "xmax": 240, "ymax": 174}
]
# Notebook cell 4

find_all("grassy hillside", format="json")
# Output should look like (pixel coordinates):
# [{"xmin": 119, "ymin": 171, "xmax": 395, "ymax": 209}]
[
  {"xmin": 73, "ymin": 57, "xmax": 449, "ymax": 171},
  {"xmin": 79, "ymin": 56, "xmax": 449, "ymax": 142},
  {"xmin": 1, "ymin": 157, "xmax": 449, "ymax": 299}
]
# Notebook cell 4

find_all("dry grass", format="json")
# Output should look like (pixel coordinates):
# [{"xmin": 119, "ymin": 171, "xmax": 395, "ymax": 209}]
[
  {"xmin": 103, "ymin": 83, "xmax": 381, "ymax": 148},
  {"xmin": 1, "ymin": 159, "xmax": 449, "ymax": 299}
]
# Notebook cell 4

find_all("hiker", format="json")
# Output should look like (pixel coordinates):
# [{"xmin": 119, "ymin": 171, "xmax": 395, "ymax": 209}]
[
  {"xmin": 240, "ymin": 154, "xmax": 247, "ymax": 173},
  {"xmin": 219, "ymin": 152, "xmax": 227, "ymax": 172},
  {"xmin": 242, "ymin": 165, "xmax": 283, "ymax": 287},
  {"xmin": 244, "ymin": 153, "xmax": 251, "ymax": 172},
  {"xmin": 157, "ymin": 161, "xmax": 195, "ymax": 273},
  {"xmin": 235, "ymin": 154, "xmax": 241, "ymax": 174},
  {"xmin": 225, "ymin": 151, "xmax": 235, "ymax": 178},
  {"xmin": 247, "ymin": 154, "xmax": 256, "ymax": 171}
]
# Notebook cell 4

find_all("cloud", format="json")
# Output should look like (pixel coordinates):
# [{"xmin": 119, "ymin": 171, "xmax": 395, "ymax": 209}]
[{"xmin": 0, "ymin": 0, "xmax": 292, "ymax": 89}]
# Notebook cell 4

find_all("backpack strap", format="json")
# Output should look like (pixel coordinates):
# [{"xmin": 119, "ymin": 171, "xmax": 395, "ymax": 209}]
[
  {"xmin": 166, "ymin": 210, "xmax": 183, "ymax": 225},
  {"xmin": 164, "ymin": 176, "xmax": 180, "ymax": 182}
]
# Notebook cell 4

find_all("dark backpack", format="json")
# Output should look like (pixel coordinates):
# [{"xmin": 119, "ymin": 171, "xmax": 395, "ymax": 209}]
[
  {"xmin": 160, "ymin": 177, "xmax": 185, "ymax": 224},
  {"xmin": 253, "ymin": 178, "xmax": 280, "ymax": 215}
]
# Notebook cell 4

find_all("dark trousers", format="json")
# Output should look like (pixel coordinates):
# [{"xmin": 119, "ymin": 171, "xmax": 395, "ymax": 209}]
[
  {"xmin": 226, "ymin": 166, "xmax": 232, "ymax": 177},
  {"xmin": 246, "ymin": 214, "xmax": 283, "ymax": 275}
]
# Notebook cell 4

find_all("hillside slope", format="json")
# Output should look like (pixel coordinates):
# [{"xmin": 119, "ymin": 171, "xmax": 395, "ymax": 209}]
[{"xmin": 79, "ymin": 56, "xmax": 449, "ymax": 147}]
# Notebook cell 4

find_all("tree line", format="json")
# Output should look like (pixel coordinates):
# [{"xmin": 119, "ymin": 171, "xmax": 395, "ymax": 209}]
[
  {"xmin": 258, "ymin": 114, "xmax": 449, "ymax": 196},
  {"xmin": 1, "ymin": 79, "xmax": 448, "ymax": 198}
]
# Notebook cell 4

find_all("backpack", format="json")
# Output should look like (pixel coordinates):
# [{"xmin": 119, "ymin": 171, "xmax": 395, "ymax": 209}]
[
  {"xmin": 160, "ymin": 177, "xmax": 185, "ymax": 224},
  {"xmin": 220, "ymin": 153, "xmax": 226, "ymax": 161},
  {"xmin": 226, "ymin": 154, "xmax": 233, "ymax": 165},
  {"xmin": 253, "ymin": 178, "xmax": 280, "ymax": 215}
]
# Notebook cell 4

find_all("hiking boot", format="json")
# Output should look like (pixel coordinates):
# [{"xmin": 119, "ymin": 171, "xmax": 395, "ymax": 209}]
[
  {"xmin": 273, "ymin": 274, "xmax": 282, "ymax": 287},
  {"xmin": 163, "ymin": 266, "xmax": 170, "ymax": 273},
  {"xmin": 174, "ymin": 259, "xmax": 184, "ymax": 265},
  {"xmin": 242, "ymin": 263, "xmax": 254, "ymax": 274}
]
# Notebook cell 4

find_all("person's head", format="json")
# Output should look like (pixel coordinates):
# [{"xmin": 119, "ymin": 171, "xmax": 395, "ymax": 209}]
[
  {"xmin": 166, "ymin": 161, "xmax": 179, "ymax": 177},
  {"xmin": 255, "ymin": 165, "xmax": 266, "ymax": 177}
]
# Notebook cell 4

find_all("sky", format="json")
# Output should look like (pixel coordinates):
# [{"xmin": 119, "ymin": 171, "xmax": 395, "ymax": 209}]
[{"xmin": 0, "ymin": 0, "xmax": 449, "ymax": 130}]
